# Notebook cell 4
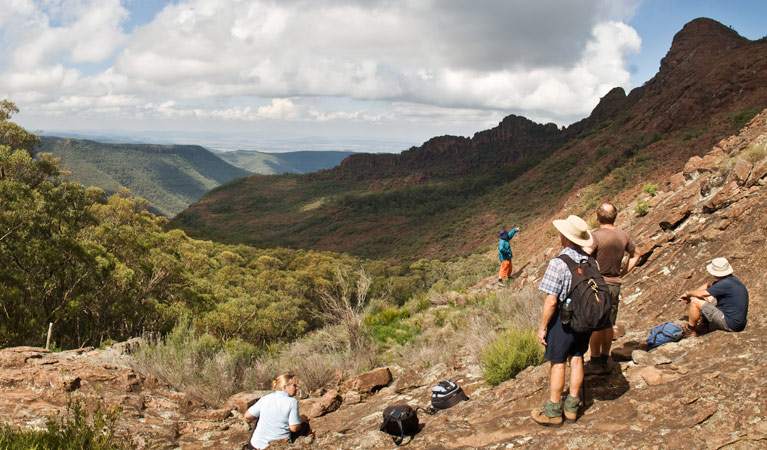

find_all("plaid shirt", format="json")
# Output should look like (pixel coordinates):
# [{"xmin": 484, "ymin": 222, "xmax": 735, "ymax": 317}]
[{"xmin": 539, "ymin": 246, "xmax": 592, "ymax": 301}]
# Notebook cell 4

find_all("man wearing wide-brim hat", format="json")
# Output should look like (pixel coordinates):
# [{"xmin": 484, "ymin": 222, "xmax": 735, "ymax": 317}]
[
  {"xmin": 531, "ymin": 215, "xmax": 595, "ymax": 427},
  {"xmin": 678, "ymin": 257, "xmax": 749, "ymax": 335}
]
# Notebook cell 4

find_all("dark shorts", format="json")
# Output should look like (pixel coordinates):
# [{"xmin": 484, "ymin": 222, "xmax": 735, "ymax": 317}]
[
  {"xmin": 607, "ymin": 284, "xmax": 621, "ymax": 327},
  {"xmin": 544, "ymin": 310, "xmax": 592, "ymax": 363}
]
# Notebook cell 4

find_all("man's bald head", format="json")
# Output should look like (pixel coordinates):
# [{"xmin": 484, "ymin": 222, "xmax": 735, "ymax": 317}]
[{"xmin": 596, "ymin": 203, "xmax": 617, "ymax": 225}]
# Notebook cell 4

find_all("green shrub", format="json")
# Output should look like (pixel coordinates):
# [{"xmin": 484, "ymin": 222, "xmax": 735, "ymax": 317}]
[
  {"xmin": 481, "ymin": 327, "xmax": 543, "ymax": 386},
  {"xmin": 642, "ymin": 183, "xmax": 658, "ymax": 197},
  {"xmin": 741, "ymin": 142, "xmax": 767, "ymax": 164},
  {"xmin": 678, "ymin": 125, "xmax": 707, "ymax": 141},
  {"xmin": 727, "ymin": 106, "xmax": 764, "ymax": 132},
  {"xmin": 403, "ymin": 294, "xmax": 431, "ymax": 314},
  {"xmin": 364, "ymin": 308, "xmax": 418, "ymax": 346},
  {"xmin": 635, "ymin": 200, "xmax": 650, "ymax": 217},
  {"xmin": 0, "ymin": 400, "xmax": 130, "ymax": 449}
]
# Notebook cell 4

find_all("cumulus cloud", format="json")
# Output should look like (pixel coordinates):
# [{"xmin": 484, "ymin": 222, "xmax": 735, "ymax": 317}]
[
  {"xmin": 3, "ymin": 0, "xmax": 128, "ymax": 68},
  {"xmin": 1, "ymin": 0, "xmax": 644, "ymax": 141}
]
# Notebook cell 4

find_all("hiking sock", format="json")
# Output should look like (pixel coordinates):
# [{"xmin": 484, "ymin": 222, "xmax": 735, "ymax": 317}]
[
  {"xmin": 563, "ymin": 395, "xmax": 580, "ymax": 421},
  {"xmin": 563, "ymin": 395, "xmax": 580, "ymax": 412},
  {"xmin": 586, "ymin": 355, "xmax": 602, "ymax": 367},
  {"xmin": 543, "ymin": 400, "xmax": 562, "ymax": 418}
]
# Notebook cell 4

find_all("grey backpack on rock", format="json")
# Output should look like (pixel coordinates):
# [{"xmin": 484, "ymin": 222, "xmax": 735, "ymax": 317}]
[{"xmin": 430, "ymin": 380, "xmax": 469, "ymax": 410}]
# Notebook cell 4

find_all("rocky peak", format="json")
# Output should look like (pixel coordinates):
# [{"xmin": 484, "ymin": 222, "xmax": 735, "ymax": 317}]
[
  {"xmin": 659, "ymin": 17, "xmax": 748, "ymax": 74},
  {"xmin": 471, "ymin": 114, "xmax": 560, "ymax": 146},
  {"xmin": 586, "ymin": 87, "xmax": 627, "ymax": 126}
]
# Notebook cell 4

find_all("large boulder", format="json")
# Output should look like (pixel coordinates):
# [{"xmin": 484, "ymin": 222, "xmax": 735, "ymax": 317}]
[{"xmin": 340, "ymin": 367, "xmax": 392, "ymax": 394}]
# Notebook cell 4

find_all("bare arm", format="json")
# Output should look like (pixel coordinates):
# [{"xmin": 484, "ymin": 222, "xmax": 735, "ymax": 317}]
[
  {"xmin": 244, "ymin": 411, "xmax": 257, "ymax": 421},
  {"xmin": 623, "ymin": 247, "xmax": 640, "ymax": 276},
  {"xmin": 678, "ymin": 282, "xmax": 713, "ymax": 302},
  {"xmin": 289, "ymin": 423, "xmax": 301, "ymax": 433},
  {"xmin": 537, "ymin": 294, "xmax": 558, "ymax": 346}
]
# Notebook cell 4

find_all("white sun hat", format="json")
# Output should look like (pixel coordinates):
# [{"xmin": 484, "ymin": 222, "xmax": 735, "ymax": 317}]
[
  {"xmin": 552, "ymin": 215, "xmax": 593, "ymax": 248},
  {"xmin": 707, "ymin": 257, "xmax": 733, "ymax": 277}
]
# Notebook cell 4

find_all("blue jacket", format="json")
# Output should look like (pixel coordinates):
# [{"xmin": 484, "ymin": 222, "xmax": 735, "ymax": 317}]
[{"xmin": 498, "ymin": 228, "xmax": 519, "ymax": 262}]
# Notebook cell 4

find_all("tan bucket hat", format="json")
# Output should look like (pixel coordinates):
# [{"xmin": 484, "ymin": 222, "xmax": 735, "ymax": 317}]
[
  {"xmin": 552, "ymin": 215, "xmax": 593, "ymax": 247},
  {"xmin": 707, "ymin": 257, "xmax": 733, "ymax": 277}
]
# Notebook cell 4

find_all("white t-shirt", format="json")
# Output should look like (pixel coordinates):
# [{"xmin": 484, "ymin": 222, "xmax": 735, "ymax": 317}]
[{"xmin": 248, "ymin": 390, "xmax": 301, "ymax": 449}]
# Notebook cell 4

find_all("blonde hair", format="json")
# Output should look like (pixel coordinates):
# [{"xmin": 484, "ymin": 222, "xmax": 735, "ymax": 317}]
[{"xmin": 272, "ymin": 374, "xmax": 298, "ymax": 391}]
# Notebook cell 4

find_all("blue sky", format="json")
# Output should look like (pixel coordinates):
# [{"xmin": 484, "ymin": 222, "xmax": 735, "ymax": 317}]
[{"xmin": 1, "ymin": 0, "xmax": 765, "ymax": 152}]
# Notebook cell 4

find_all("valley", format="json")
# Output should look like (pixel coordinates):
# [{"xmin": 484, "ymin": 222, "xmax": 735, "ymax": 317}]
[{"xmin": 1, "ymin": 16, "xmax": 766, "ymax": 450}]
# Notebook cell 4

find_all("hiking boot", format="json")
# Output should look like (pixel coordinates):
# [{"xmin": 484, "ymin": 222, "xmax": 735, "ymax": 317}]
[
  {"xmin": 563, "ymin": 395, "xmax": 580, "ymax": 422},
  {"xmin": 497, "ymin": 279, "xmax": 505, "ymax": 287},
  {"xmin": 531, "ymin": 400, "xmax": 563, "ymax": 427},
  {"xmin": 584, "ymin": 356, "xmax": 609, "ymax": 375}
]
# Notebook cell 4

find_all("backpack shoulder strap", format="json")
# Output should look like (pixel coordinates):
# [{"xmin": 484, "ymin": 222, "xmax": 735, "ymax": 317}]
[
  {"xmin": 379, "ymin": 415, "xmax": 392, "ymax": 432},
  {"xmin": 416, "ymin": 406, "xmax": 436, "ymax": 416},
  {"xmin": 557, "ymin": 253, "xmax": 576, "ymax": 269}
]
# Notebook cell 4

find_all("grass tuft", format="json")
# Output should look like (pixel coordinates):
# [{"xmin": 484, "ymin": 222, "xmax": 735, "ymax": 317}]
[
  {"xmin": 0, "ymin": 400, "xmax": 131, "ymax": 449},
  {"xmin": 481, "ymin": 327, "xmax": 544, "ymax": 386}
]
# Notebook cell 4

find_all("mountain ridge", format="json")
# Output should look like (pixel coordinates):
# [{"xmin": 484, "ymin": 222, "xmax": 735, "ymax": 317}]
[
  {"xmin": 173, "ymin": 18, "xmax": 767, "ymax": 261},
  {"xmin": 218, "ymin": 149, "xmax": 356, "ymax": 175},
  {"xmin": 39, "ymin": 136, "xmax": 251, "ymax": 217}
]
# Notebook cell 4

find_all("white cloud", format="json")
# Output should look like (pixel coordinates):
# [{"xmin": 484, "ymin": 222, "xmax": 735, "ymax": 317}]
[
  {"xmin": 3, "ymin": 0, "xmax": 128, "ymax": 69},
  {"xmin": 1, "ymin": 0, "xmax": 644, "ymax": 142}
]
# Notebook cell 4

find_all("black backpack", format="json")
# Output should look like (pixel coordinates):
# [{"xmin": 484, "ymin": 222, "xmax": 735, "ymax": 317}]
[
  {"xmin": 558, "ymin": 254, "xmax": 612, "ymax": 333},
  {"xmin": 430, "ymin": 380, "xmax": 469, "ymax": 410},
  {"xmin": 380, "ymin": 404, "xmax": 419, "ymax": 445}
]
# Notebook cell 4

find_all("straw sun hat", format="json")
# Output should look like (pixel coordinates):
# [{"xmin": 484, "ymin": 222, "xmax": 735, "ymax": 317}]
[{"xmin": 552, "ymin": 215, "xmax": 593, "ymax": 247}]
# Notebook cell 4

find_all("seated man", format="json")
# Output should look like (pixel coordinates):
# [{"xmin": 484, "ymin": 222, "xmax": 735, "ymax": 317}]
[{"xmin": 678, "ymin": 257, "xmax": 749, "ymax": 335}]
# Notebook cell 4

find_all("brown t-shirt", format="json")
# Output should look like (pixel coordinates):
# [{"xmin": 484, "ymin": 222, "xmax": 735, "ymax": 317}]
[{"xmin": 591, "ymin": 226, "xmax": 636, "ymax": 285}]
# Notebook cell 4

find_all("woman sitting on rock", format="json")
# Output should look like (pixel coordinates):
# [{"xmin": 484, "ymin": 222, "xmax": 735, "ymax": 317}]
[{"xmin": 244, "ymin": 374, "xmax": 304, "ymax": 449}]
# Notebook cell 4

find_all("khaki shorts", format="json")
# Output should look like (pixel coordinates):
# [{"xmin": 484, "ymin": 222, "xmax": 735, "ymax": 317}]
[{"xmin": 701, "ymin": 300, "xmax": 733, "ymax": 332}]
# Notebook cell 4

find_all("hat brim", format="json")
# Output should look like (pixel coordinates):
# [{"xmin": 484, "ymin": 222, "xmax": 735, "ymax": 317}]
[
  {"xmin": 706, "ymin": 263, "xmax": 733, "ymax": 277},
  {"xmin": 553, "ymin": 219, "xmax": 593, "ymax": 248}
]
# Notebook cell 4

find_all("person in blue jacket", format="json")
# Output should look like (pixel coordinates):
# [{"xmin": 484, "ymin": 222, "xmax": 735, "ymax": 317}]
[{"xmin": 497, "ymin": 227, "xmax": 520, "ymax": 286}]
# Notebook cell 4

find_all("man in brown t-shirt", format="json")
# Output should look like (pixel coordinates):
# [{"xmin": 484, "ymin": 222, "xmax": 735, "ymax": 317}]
[{"xmin": 583, "ymin": 203, "xmax": 640, "ymax": 375}]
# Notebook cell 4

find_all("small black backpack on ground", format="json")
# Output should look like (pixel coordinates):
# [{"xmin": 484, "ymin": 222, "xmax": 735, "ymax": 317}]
[
  {"xmin": 558, "ymin": 254, "xmax": 612, "ymax": 333},
  {"xmin": 380, "ymin": 404, "xmax": 419, "ymax": 445},
  {"xmin": 430, "ymin": 380, "xmax": 469, "ymax": 410}
]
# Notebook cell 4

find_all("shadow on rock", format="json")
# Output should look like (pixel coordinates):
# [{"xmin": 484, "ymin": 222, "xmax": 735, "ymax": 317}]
[{"xmin": 582, "ymin": 368, "xmax": 630, "ymax": 409}]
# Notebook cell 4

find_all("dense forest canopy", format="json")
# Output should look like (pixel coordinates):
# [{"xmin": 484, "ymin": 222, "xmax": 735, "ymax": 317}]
[{"xmin": 0, "ymin": 101, "xmax": 491, "ymax": 350}]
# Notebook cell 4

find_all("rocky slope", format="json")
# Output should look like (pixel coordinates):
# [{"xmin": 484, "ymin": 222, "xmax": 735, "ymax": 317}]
[{"xmin": 3, "ymin": 110, "xmax": 767, "ymax": 449}]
